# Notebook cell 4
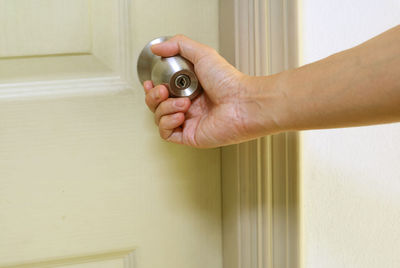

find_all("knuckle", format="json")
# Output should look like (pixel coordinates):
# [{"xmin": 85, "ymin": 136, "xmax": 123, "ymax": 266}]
[
  {"xmin": 159, "ymin": 128, "xmax": 168, "ymax": 140},
  {"xmin": 200, "ymin": 45, "xmax": 216, "ymax": 57},
  {"xmin": 154, "ymin": 103, "xmax": 165, "ymax": 119},
  {"xmin": 158, "ymin": 99, "xmax": 167, "ymax": 110},
  {"xmin": 174, "ymin": 34, "xmax": 186, "ymax": 40},
  {"xmin": 154, "ymin": 99, "xmax": 173, "ymax": 124},
  {"xmin": 145, "ymin": 95, "xmax": 151, "ymax": 108},
  {"xmin": 158, "ymin": 116, "xmax": 166, "ymax": 128},
  {"xmin": 153, "ymin": 85, "xmax": 168, "ymax": 101},
  {"xmin": 145, "ymin": 95, "xmax": 154, "ymax": 110},
  {"xmin": 150, "ymin": 89, "xmax": 159, "ymax": 101},
  {"xmin": 207, "ymin": 46, "xmax": 218, "ymax": 55},
  {"xmin": 154, "ymin": 105, "xmax": 165, "ymax": 124}
]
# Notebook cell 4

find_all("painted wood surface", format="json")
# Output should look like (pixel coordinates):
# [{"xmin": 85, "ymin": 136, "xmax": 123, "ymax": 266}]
[
  {"xmin": 0, "ymin": 0, "xmax": 221, "ymax": 267},
  {"xmin": 0, "ymin": 0, "xmax": 91, "ymax": 57},
  {"xmin": 220, "ymin": 1, "xmax": 300, "ymax": 268}
]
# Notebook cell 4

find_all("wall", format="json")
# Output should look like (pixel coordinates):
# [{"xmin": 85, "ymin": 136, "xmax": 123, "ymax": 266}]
[{"xmin": 299, "ymin": 1, "xmax": 400, "ymax": 267}]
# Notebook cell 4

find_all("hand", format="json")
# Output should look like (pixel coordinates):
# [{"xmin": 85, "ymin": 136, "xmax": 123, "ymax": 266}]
[
  {"xmin": 143, "ymin": 35, "xmax": 280, "ymax": 148},
  {"xmin": 144, "ymin": 26, "xmax": 400, "ymax": 145}
]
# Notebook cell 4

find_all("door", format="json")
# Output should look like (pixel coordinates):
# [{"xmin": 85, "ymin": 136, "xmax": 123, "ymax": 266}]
[{"xmin": 0, "ymin": 1, "xmax": 221, "ymax": 267}]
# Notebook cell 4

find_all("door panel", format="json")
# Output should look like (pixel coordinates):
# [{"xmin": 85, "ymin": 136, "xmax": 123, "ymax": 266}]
[
  {"xmin": 0, "ymin": 0, "xmax": 91, "ymax": 58},
  {"xmin": 0, "ymin": 1, "xmax": 221, "ymax": 267}
]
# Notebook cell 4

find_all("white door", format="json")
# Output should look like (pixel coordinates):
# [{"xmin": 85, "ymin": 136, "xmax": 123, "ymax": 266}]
[{"xmin": 0, "ymin": 1, "xmax": 221, "ymax": 267}]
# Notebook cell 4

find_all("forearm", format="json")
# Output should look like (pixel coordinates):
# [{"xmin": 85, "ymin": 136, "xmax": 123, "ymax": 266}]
[{"xmin": 254, "ymin": 25, "xmax": 400, "ymax": 133}]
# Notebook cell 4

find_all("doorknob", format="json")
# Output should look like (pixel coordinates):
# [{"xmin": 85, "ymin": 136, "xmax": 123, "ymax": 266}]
[{"xmin": 137, "ymin": 36, "xmax": 202, "ymax": 99}]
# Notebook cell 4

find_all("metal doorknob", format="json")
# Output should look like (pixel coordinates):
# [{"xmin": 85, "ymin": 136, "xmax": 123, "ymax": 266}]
[{"xmin": 137, "ymin": 36, "xmax": 202, "ymax": 99}]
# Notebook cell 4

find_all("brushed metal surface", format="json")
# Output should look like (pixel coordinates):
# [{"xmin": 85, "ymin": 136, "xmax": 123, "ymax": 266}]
[{"xmin": 137, "ymin": 36, "xmax": 202, "ymax": 99}]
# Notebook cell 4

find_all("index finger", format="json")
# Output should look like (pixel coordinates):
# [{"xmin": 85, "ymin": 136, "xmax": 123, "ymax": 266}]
[
  {"xmin": 145, "ymin": 84, "xmax": 169, "ymax": 113},
  {"xmin": 150, "ymin": 34, "xmax": 213, "ymax": 65},
  {"xmin": 143, "ymin": 80, "xmax": 154, "ymax": 93}
]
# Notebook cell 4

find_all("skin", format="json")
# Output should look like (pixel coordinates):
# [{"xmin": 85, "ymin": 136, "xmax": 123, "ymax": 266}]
[{"xmin": 144, "ymin": 25, "xmax": 400, "ymax": 148}]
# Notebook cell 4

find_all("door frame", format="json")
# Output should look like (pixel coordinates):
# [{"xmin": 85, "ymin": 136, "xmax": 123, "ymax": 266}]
[{"xmin": 219, "ymin": 1, "xmax": 301, "ymax": 267}]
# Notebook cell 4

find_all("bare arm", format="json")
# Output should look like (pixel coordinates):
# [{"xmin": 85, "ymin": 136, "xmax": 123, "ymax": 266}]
[
  {"xmin": 256, "ymin": 25, "xmax": 400, "ymax": 132},
  {"xmin": 143, "ymin": 25, "xmax": 400, "ymax": 148}
]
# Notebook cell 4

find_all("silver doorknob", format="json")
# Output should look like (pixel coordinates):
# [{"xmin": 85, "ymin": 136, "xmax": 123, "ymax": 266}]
[{"xmin": 137, "ymin": 36, "xmax": 202, "ymax": 100}]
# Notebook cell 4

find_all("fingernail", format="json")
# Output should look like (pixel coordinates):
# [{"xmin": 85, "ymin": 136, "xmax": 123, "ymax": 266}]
[
  {"xmin": 174, "ymin": 99, "xmax": 185, "ymax": 107},
  {"xmin": 143, "ymin": 81, "xmax": 151, "ymax": 90},
  {"xmin": 151, "ymin": 44, "xmax": 161, "ymax": 52}
]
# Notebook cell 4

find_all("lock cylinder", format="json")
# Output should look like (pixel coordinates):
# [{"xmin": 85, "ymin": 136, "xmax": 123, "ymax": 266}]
[{"xmin": 137, "ymin": 36, "xmax": 202, "ymax": 100}]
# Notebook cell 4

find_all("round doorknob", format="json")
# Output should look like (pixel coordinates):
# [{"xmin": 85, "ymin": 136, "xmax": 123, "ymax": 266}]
[{"xmin": 137, "ymin": 36, "xmax": 202, "ymax": 100}]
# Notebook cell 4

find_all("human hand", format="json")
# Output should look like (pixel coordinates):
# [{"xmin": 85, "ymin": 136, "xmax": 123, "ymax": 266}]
[{"xmin": 143, "ymin": 35, "xmax": 280, "ymax": 148}]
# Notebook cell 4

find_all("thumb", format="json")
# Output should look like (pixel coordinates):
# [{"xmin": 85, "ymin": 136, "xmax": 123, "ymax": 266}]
[{"xmin": 151, "ymin": 35, "xmax": 212, "ymax": 65}]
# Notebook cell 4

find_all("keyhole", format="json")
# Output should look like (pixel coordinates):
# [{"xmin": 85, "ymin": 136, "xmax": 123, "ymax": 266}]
[
  {"xmin": 175, "ymin": 74, "xmax": 191, "ymax": 89},
  {"xmin": 178, "ymin": 78, "xmax": 187, "ymax": 87}
]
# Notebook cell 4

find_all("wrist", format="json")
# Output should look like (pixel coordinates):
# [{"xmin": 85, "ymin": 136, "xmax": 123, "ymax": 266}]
[{"xmin": 240, "ymin": 73, "xmax": 290, "ymax": 136}]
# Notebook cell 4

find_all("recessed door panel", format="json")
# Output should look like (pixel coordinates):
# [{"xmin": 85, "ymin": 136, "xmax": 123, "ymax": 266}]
[{"xmin": 0, "ymin": 0, "xmax": 91, "ymax": 58}]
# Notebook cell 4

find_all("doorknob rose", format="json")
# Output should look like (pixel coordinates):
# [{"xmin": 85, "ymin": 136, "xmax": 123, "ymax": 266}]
[{"xmin": 137, "ymin": 36, "xmax": 202, "ymax": 100}]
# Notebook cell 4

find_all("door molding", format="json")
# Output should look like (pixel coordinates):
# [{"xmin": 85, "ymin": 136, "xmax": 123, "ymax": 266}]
[
  {"xmin": 219, "ymin": 1, "xmax": 300, "ymax": 267},
  {"xmin": 0, "ymin": 0, "xmax": 133, "ymax": 100}
]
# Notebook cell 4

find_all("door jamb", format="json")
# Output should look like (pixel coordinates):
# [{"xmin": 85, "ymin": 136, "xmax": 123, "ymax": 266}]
[{"xmin": 219, "ymin": 1, "xmax": 301, "ymax": 267}]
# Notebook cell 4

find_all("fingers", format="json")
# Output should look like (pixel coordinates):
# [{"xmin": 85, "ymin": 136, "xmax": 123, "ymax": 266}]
[
  {"xmin": 151, "ymin": 34, "xmax": 214, "ymax": 65},
  {"xmin": 143, "ymin": 80, "xmax": 153, "ymax": 92},
  {"xmin": 145, "ymin": 84, "xmax": 169, "ymax": 112},
  {"xmin": 166, "ymin": 127, "xmax": 184, "ymax": 144},
  {"xmin": 154, "ymin": 98, "xmax": 190, "ymax": 124},
  {"xmin": 155, "ymin": 98, "xmax": 190, "ymax": 143},
  {"xmin": 159, "ymin": 113, "xmax": 185, "ymax": 141},
  {"xmin": 143, "ymin": 81, "xmax": 189, "ymax": 144}
]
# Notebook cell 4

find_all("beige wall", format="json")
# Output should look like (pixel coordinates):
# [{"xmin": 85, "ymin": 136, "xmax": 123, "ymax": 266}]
[{"xmin": 299, "ymin": 1, "xmax": 400, "ymax": 267}]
